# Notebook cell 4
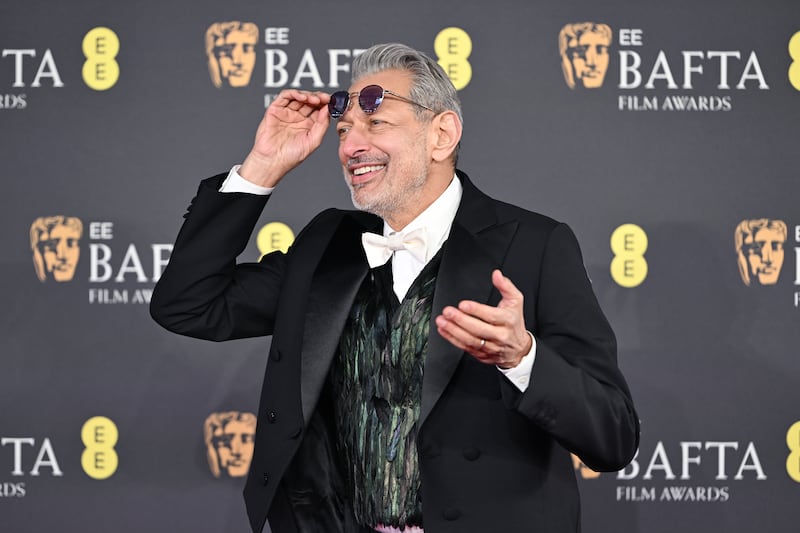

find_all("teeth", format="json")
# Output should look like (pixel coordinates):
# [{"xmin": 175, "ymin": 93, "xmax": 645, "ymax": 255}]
[{"xmin": 353, "ymin": 165, "xmax": 384, "ymax": 176}]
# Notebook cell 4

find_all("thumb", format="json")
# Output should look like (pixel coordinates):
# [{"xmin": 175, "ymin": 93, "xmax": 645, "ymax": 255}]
[{"xmin": 493, "ymin": 269, "xmax": 523, "ymax": 306}]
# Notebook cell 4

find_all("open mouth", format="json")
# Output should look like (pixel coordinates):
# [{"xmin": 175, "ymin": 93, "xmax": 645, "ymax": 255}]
[
  {"xmin": 349, "ymin": 164, "xmax": 386, "ymax": 185},
  {"xmin": 352, "ymin": 164, "xmax": 385, "ymax": 176}
]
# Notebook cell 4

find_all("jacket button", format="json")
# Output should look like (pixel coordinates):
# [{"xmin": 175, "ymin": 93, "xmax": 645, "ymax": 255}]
[
  {"xmin": 262, "ymin": 473, "xmax": 269, "ymax": 485},
  {"xmin": 442, "ymin": 507, "xmax": 461, "ymax": 521},
  {"xmin": 267, "ymin": 411, "xmax": 277, "ymax": 423},
  {"xmin": 270, "ymin": 349, "xmax": 282, "ymax": 362},
  {"xmin": 463, "ymin": 447, "xmax": 481, "ymax": 461}
]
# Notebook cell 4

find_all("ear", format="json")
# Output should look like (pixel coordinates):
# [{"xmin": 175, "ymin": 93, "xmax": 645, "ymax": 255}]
[{"xmin": 430, "ymin": 110, "xmax": 462, "ymax": 163}]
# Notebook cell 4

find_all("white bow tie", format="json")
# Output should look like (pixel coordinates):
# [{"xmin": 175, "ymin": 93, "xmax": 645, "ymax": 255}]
[{"xmin": 361, "ymin": 227, "xmax": 428, "ymax": 268}]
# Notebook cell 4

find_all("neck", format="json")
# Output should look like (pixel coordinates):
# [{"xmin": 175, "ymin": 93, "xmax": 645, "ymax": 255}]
[{"xmin": 384, "ymin": 168, "xmax": 454, "ymax": 231}]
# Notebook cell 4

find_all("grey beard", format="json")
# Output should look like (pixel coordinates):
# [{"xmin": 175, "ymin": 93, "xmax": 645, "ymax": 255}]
[{"xmin": 347, "ymin": 172, "xmax": 427, "ymax": 223}]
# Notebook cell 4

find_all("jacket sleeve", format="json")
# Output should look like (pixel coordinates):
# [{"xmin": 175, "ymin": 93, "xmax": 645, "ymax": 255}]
[
  {"xmin": 511, "ymin": 223, "xmax": 640, "ymax": 472},
  {"xmin": 149, "ymin": 174, "xmax": 286, "ymax": 341}
]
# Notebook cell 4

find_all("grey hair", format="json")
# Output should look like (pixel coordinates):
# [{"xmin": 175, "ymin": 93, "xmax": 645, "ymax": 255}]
[{"xmin": 351, "ymin": 43, "xmax": 463, "ymax": 125}]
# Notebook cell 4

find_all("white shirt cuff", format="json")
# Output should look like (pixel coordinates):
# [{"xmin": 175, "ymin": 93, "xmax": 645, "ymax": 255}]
[
  {"xmin": 497, "ymin": 331, "xmax": 536, "ymax": 392},
  {"xmin": 219, "ymin": 165, "xmax": 275, "ymax": 195}
]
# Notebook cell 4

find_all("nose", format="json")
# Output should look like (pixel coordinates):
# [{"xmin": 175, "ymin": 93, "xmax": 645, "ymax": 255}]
[
  {"xmin": 231, "ymin": 44, "xmax": 243, "ymax": 65},
  {"xmin": 761, "ymin": 243, "xmax": 773, "ymax": 264},
  {"xmin": 230, "ymin": 436, "xmax": 243, "ymax": 456},
  {"xmin": 585, "ymin": 46, "xmax": 597, "ymax": 68},
  {"xmin": 339, "ymin": 122, "xmax": 370, "ymax": 160},
  {"xmin": 55, "ymin": 239, "xmax": 68, "ymax": 260}
]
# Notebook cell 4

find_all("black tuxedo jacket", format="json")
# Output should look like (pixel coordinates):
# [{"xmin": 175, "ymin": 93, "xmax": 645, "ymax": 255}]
[{"xmin": 151, "ymin": 170, "xmax": 639, "ymax": 533}]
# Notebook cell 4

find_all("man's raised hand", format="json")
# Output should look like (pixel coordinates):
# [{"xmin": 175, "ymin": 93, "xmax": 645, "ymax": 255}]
[{"xmin": 239, "ymin": 89, "xmax": 331, "ymax": 187}]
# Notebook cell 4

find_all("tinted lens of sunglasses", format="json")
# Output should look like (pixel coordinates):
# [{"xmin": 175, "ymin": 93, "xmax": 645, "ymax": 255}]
[
  {"xmin": 328, "ymin": 91, "xmax": 350, "ymax": 118},
  {"xmin": 358, "ymin": 85, "xmax": 385, "ymax": 114}
]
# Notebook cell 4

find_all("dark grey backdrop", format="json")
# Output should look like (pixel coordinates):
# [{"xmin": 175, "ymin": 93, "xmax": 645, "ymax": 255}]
[{"xmin": 2, "ymin": 0, "xmax": 799, "ymax": 531}]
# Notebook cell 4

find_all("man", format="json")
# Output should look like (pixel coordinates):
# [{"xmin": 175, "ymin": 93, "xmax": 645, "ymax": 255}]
[
  {"xmin": 30, "ymin": 215, "xmax": 83, "ymax": 282},
  {"xmin": 205, "ymin": 411, "xmax": 257, "ymax": 478},
  {"xmin": 205, "ymin": 21, "xmax": 258, "ymax": 88},
  {"xmin": 152, "ymin": 43, "xmax": 639, "ymax": 533},
  {"xmin": 559, "ymin": 23, "xmax": 612, "ymax": 89},
  {"xmin": 735, "ymin": 218, "xmax": 787, "ymax": 286}
]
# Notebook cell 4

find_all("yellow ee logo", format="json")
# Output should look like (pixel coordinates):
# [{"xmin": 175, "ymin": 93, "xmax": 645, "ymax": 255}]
[
  {"xmin": 434, "ymin": 27, "xmax": 472, "ymax": 90},
  {"xmin": 257, "ymin": 222, "xmax": 295, "ymax": 260},
  {"xmin": 610, "ymin": 224, "xmax": 648, "ymax": 288},
  {"xmin": 787, "ymin": 421, "xmax": 800, "ymax": 482},
  {"xmin": 789, "ymin": 31, "xmax": 800, "ymax": 92},
  {"xmin": 81, "ymin": 416, "xmax": 119, "ymax": 480},
  {"xmin": 82, "ymin": 27, "xmax": 120, "ymax": 90}
]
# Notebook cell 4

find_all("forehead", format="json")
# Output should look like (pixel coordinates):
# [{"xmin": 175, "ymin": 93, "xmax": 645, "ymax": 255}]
[
  {"xmin": 577, "ymin": 31, "xmax": 610, "ymax": 46},
  {"xmin": 349, "ymin": 68, "xmax": 414, "ymax": 94},
  {"xmin": 223, "ymin": 30, "xmax": 255, "ymax": 44},
  {"xmin": 752, "ymin": 227, "xmax": 784, "ymax": 240},
  {"xmin": 49, "ymin": 225, "xmax": 80, "ymax": 238},
  {"xmin": 222, "ymin": 419, "xmax": 255, "ymax": 432}
]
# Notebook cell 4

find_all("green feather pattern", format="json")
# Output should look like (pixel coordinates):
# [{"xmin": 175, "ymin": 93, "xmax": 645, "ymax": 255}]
[{"xmin": 328, "ymin": 254, "xmax": 441, "ymax": 528}]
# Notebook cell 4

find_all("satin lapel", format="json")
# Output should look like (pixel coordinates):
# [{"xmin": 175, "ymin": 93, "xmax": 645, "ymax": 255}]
[
  {"xmin": 299, "ymin": 214, "xmax": 379, "ymax": 424},
  {"xmin": 420, "ymin": 175, "xmax": 519, "ymax": 428}
]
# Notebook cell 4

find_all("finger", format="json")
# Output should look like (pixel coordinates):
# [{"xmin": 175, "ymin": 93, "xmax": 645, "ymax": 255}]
[
  {"xmin": 287, "ymin": 97, "xmax": 324, "ymax": 113},
  {"xmin": 308, "ymin": 108, "xmax": 331, "ymax": 138},
  {"xmin": 436, "ymin": 320, "xmax": 501, "ymax": 365},
  {"xmin": 286, "ymin": 100, "xmax": 305, "ymax": 112},
  {"xmin": 437, "ymin": 308, "xmax": 498, "ymax": 348},
  {"xmin": 492, "ymin": 269, "xmax": 524, "ymax": 303},
  {"xmin": 271, "ymin": 89, "xmax": 327, "ymax": 110},
  {"xmin": 455, "ymin": 299, "xmax": 508, "ymax": 327},
  {"xmin": 293, "ymin": 91, "xmax": 330, "ymax": 107},
  {"xmin": 314, "ymin": 91, "xmax": 331, "ymax": 105},
  {"xmin": 436, "ymin": 317, "xmax": 488, "ymax": 354},
  {"xmin": 297, "ymin": 98, "xmax": 333, "ymax": 119},
  {"xmin": 270, "ymin": 89, "xmax": 304, "ymax": 108}
]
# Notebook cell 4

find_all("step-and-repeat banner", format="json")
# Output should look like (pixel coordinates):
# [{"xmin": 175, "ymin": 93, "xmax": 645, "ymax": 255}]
[{"xmin": 2, "ymin": 0, "xmax": 799, "ymax": 531}]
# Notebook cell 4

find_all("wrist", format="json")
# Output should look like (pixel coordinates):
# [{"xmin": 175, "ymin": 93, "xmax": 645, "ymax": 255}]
[
  {"xmin": 497, "ymin": 354, "xmax": 524, "ymax": 370},
  {"xmin": 497, "ymin": 331, "xmax": 534, "ymax": 369},
  {"xmin": 239, "ymin": 153, "xmax": 287, "ymax": 188}
]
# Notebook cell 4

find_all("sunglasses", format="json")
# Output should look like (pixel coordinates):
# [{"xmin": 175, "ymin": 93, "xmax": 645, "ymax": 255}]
[{"xmin": 328, "ymin": 84, "xmax": 433, "ymax": 118}]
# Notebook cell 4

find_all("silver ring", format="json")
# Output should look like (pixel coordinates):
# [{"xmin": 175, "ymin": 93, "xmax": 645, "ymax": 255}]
[{"xmin": 479, "ymin": 338, "xmax": 486, "ymax": 347}]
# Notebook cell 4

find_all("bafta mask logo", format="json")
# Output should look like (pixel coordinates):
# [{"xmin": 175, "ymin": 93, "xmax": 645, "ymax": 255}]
[
  {"xmin": 735, "ymin": 219, "xmax": 787, "ymax": 286},
  {"xmin": 204, "ymin": 411, "xmax": 256, "ymax": 478},
  {"xmin": 559, "ymin": 22, "xmax": 613, "ymax": 89},
  {"xmin": 205, "ymin": 22, "xmax": 258, "ymax": 88},
  {"xmin": 30, "ymin": 216, "xmax": 83, "ymax": 282}
]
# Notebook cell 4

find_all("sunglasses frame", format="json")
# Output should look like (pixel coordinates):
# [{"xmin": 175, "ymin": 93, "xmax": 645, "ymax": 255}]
[{"xmin": 328, "ymin": 84, "xmax": 433, "ymax": 119}]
